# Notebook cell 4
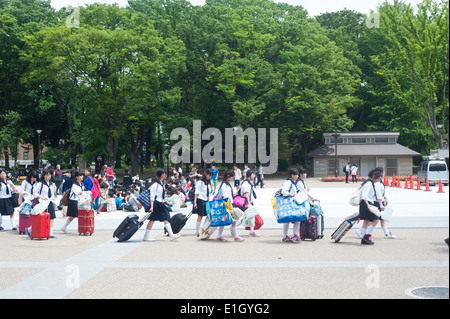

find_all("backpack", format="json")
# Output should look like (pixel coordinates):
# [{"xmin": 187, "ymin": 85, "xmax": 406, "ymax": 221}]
[
  {"xmin": 60, "ymin": 189, "xmax": 71, "ymax": 206},
  {"xmin": 349, "ymin": 179, "xmax": 376, "ymax": 206}
]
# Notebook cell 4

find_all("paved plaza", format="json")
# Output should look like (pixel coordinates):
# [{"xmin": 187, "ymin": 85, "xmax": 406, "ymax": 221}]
[{"xmin": 0, "ymin": 179, "xmax": 448, "ymax": 299}]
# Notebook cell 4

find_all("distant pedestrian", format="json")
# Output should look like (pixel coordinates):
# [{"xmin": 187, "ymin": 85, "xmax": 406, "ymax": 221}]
[
  {"xmin": 60, "ymin": 171, "xmax": 84, "ymax": 233},
  {"xmin": 351, "ymin": 164, "xmax": 358, "ymax": 183},
  {"xmin": 344, "ymin": 162, "xmax": 351, "ymax": 183}
]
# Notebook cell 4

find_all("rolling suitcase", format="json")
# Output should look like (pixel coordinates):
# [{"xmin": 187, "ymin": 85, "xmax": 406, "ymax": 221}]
[
  {"xmin": 31, "ymin": 212, "xmax": 50, "ymax": 240},
  {"xmin": 19, "ymin": 215, "xmax": 32, "ymax": 235},
  {"xmin": 165, "ymin": 210, "xmax": 193, "ymax": 236},
  {"xmin": 300, "ymin": 215, "xmax": 324, "ymax": 241},
  {"xmin": 113, "ymin": 212, "xmax": 150, "ymax": 242},
  {"xmin": 331, "ymin": 218, "xmax": 356, "ymax": 243},
  {"xmin": 78, "ymin": 209, "xmax": 95, "ymax": 236}
]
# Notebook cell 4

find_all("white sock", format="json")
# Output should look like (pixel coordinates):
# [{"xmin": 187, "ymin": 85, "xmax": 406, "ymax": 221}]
[
  {"xmin": 217, "ymin": 226, "xmax": 224, "ymax": 238},
  {"xmin": 235, "ymin": 219, "xmax": 243, "ymax": 227},
  {"xmin": 231, "ymin": 227, "xmax": 238, "ymax": 238},
  {"xmin": 144, "ymin": 229, "xmax": 151, "ymax": 237},
  {"xmin": 367, "ymin": 225, "xmax": 375, "ymax": 235},
  {"xmin": 293, "ymin": 222, "xmax": 300, "ymax": 236},
  {"xmin": 249, "ymin": 226, "xmax": 254, "ymax": 233},
  {"xmin": 360, "ymin": 228, "xmax": 367, "ymax": 236},
  {"xmin": 382, "ymin": 226, "xmax": 390, "ymax": 235},
  {"xmin": 165, "ymin": 223, "xmax": 175, "ymax": 237},
  {"xmin": 283, "ymin": 223, "xmax": 289, "ymax": 237},
  {"xmin": 50, "ymin": 227, "xmax": 54, "ymax": 236},
  {"xmin": 196, "ymin": 221, "xmax": 201, "ymax": 234},
  {"xmin": 10, "ymin": 217, "xmax": 16, "ymax": 229},
  {"xmin": 61, "ymin": 219, "xmax": 72, "ymax": 231}
]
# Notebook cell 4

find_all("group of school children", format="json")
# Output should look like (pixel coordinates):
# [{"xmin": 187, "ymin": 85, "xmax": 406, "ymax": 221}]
[{"xmin": 0, "ymin": 164, "xmax": 397, "ymax": 245}]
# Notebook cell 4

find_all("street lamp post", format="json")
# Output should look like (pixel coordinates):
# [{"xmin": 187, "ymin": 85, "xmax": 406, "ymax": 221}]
[
  {"xmin": 331, "ymin": 133, "xmax": 341, "ymax": 178},
  {"xmin": 36, "ymin": 129, "xmax": 43, "ymax": 168}
]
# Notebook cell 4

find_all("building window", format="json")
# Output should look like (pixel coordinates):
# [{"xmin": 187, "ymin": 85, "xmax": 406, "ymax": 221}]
[
  {"xmin": 375, "ymin": 137, "xmax": 389, "ymax": 144},
  {"xmin": 386, "ymin": 158, "xmax": 398, "ymax": 176},
  {"xmin": 23, "ymin": 152, "xmax": 28, "ymax": 160},
  {"xmin": 351, "ymin": 138, "xmax": 367, "ymax": 144}
]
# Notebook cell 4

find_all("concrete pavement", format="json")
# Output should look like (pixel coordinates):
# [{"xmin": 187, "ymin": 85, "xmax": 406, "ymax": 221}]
[{"xmin": 0, "ymin": 179, "xmax": 448, "ymax": 299}]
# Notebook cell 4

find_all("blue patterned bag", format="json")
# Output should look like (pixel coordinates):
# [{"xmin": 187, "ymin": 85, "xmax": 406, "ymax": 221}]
[
  {"xmin": 206, "ymin": 198, "xmax": 234, "ymax": 227},
  {"xmin": 275, "ymin": 196, "xmax": 309, "ymax": 223}
]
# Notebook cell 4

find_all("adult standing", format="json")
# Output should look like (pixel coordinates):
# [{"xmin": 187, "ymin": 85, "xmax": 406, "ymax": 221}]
[
  {"xmin": 350, "ymin": 164, "xmax": 358, "ymax": 183},
  {"xmin": 344, "ymin": 162, "xmax": 351, "ymax": 183}
]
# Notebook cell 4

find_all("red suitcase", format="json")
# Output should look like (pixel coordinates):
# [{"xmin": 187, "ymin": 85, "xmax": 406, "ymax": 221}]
[
  {"xmin": 19, "ymin": 215, "xmax": 33, "ymax": 235},
  {"xmin": 78, "ymin": 210, "xmax": 95, "ymax": 236},
  {"xmin": 31, "ymin": 212, "xmax": 50, "ymax": 240}
]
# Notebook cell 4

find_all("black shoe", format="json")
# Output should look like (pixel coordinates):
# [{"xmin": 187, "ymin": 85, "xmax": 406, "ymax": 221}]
[
  {"xmin": 361, "ymin": 234, "xmax": 374, "ymax": 245},
  {"xmin": 445, "ymin": 238, "xmax": 449, "ymax": 247}
]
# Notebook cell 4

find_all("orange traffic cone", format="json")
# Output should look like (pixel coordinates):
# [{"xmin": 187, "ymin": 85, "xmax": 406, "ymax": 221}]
[
  {"xmin": 384, "ymin": 176, "xmax": 389, "ymax": 186},
  {"xmin": 424, "ymin": 178, "xmax": 431, "ymax": 191},
  {"xmin": 437, "ymin": 179, "xmax": 445, "ymax": 193},
  {"xmin": 391, "ymin": 173, "xmax": 396, "ymax": 187},
  {"xmin": 404, "ymin": 177, "xmax": 409, "ymax": 189},
  {"xmin": 397, "ymin": 177, "xmax": 401, "ymax": 188},
  {"xmin": 416, "ymin": 178, "xmax": 421, "ymax": 190},
  {"xmin": 409, "ymin": 175, "xmax": 414, "ymax": 189}
]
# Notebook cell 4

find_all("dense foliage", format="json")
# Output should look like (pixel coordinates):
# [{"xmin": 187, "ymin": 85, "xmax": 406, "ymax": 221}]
[{"xmin": 1, "ymin": 0, "xmax": 448, "ymax": 173}]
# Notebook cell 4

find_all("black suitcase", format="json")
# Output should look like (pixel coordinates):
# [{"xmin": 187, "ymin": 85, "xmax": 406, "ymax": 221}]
[
  {"xmin": 113, "ymin": 213, "xmax": 150, "ymax": 242},
  {"xmin": 300, "ymin": 214, "xmax": 324, "ymax": 241},
  {"xmin": 165, "ymin": 210, "xmax": 193, "ymax": 236}
]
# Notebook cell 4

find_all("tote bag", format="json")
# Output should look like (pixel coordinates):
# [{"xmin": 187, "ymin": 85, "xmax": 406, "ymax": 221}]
[
  {"xmin": 206, "ymin": 198, "xmax": 234, "ymax": 227},
  {"xmin": 274, "ymin": 196, "xmax": 309, "ymax": 223}
]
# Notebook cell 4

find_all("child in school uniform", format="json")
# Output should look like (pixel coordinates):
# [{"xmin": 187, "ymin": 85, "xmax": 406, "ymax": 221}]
[
  {"xmin": 143, "ymin": 168, "xmax": 180, "ymax": 242},
  {"xmin": 27, "ymin": 169, "xmax": 57, "ymax": 238},
  {"xmin": 0, "ymin": 169, "xmax": 18, "ymax": 231},
  {"xmin": 358, "ymin": 169, "xmax": 383, "ymax": 245},
  {"xmin": 281, "ymin": 168, "xmax": 301, "ymax": 243},
  {"xmin": 193, "ymin": 169, "xmax": 213, "ymax": 236},
  {"xmin": 236, "ymin": 169, "xmax": 259, "ymax": 237},
  {"xmin": 60, "ymin": 171, "xmax": 84, "ymax": 233},
  {"xmin": 216, "ymin": 169, "xmax": 245, "ymax": 242}
]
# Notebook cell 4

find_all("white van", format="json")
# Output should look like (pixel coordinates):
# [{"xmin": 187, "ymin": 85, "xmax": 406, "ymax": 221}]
[{"xmin": 417, "ymin": 159, "xmax": 449, "ymax": 186}]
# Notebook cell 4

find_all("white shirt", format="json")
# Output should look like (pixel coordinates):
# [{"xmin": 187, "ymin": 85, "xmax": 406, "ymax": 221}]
[
  {"xmin": 70, "ymin": 182, "xmax": 83, "ymax": 201},
  {"xmin": 360, "ymin": 180, "xmax": 377, "ymax": 202},
  {"xmin": 33, "ymin": 181, "xmax": 56, "ymax": 201},
  {"xmin": 281, "ymin": 179, "xmax": 298, "ymax": 197},
  {"xmin": 20, "ymin": 180, "xmax": 37, "ymax": 200},
  {"xmin": 0, "ymin": 181, "xmax": 13, "ymax": 199},
  {"xmin": 374, "ymin": 181, "xmax": 386, "ymax": 201},
  {"xmin": 296, "ymin": 179, "xmax": 307, "ymax": 194},
  {"xmin": 219, "ymin": 181, "xmax": 234, "ymax": 201},
  {"xmin": 240, "ymin": 179, "xmax": 255, "ymax": 202},
  {"xmin": 234, "ymin": 169, "xmax": 242, "ymax": 180},
  {"xmin": 351, "ymin": 166, "xmax": 358, "ymax": 174},
  {"xmin": 150, "ymin": 181, "xmax": 165, "ymax": 203},
  {"xmin": 195, "ymin": 180, "xmax": 210, "ymax": 201}
]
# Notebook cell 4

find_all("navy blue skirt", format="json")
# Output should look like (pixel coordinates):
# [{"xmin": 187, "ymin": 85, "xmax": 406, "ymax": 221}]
[
  {"xmin": 359, "ymin": 200, "xmax": 381, "ymax": 222},
  {"xmin": 67, "ymin": 199, "xmax": 79, "ymax": 218},
  {"xmin": 193, "ymin": 199, "xmax": 208, "ymax": 217},
  {"xmin": 0, "ymin": 198, "xmax": 14, "ymax": 216},
  {"xmin": 149, "ymin": 201, "xmax": 170, "ymax": 222}
]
